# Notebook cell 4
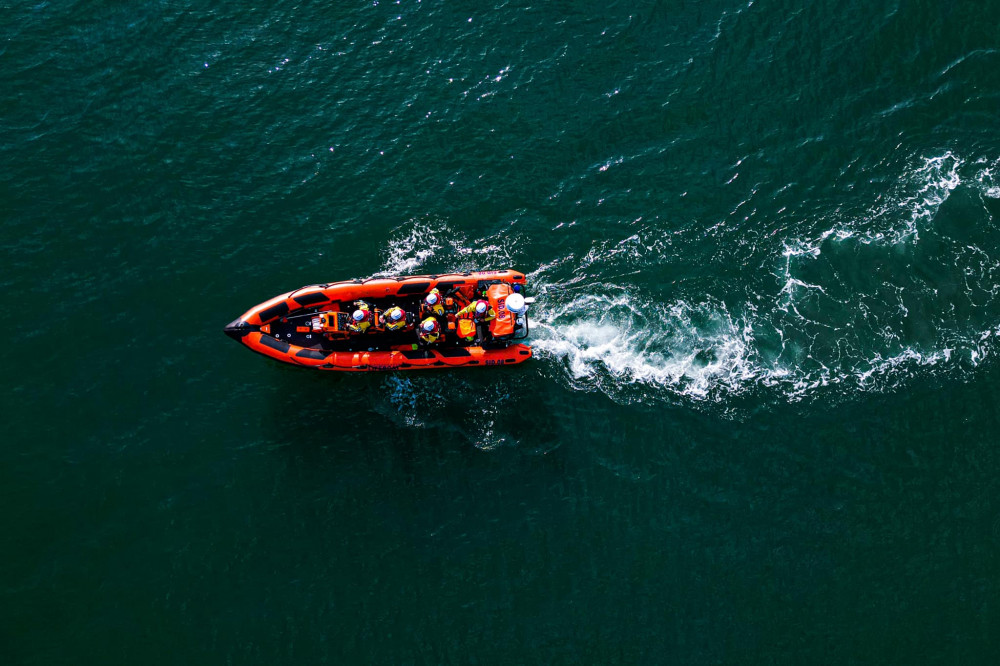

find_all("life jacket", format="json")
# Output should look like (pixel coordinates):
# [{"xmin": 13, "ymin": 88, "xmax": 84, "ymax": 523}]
[
  {"xmin": 422, "ymin": 288, "xmax": 445, "ymax": 316},
  {"xmin": 418, "ymin": 317, "xmax": 440, "ymax": 343},
  {"xmin": 382, "ymin": 306, "xmax": 408, "ymax": 331}
]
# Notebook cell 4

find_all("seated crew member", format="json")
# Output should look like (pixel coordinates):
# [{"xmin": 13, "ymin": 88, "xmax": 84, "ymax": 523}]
[
  {"xmin": 346, "ymin": 301, "xmax": 374, "ymax": 333},
  {"xmin": 456, "ymin": 299, "xmax": 496, "ymax": 323},
  {"xmin": 421, "ymin": 288, "xmax": 445, "ymax": 317},
  {"xmin": 381, "ymin": 306, "xmax": 409, "ymax": 332},
  {"xmin": 417, "ymin": 317, "xmax": 441, "ymax": 345}
]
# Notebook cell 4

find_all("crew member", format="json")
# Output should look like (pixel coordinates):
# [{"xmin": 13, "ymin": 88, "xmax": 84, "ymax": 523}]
[
  {"xmin": 421, "ymin": 288, "xmax": 445, "ymax": 317},
  {"xmin": 382, "ymin": 306, "xmax": 409, "ymax": 331},
  {"xmin": 456, "ymin": 299, "xmax": 496, "ymax": 323},
  {"xmin": 346, "ymin": 301, "xmax": 374, "ymax": 333},
  {"xmin": 417, "ymin": 317, "xmax": 441, "ymax": 345}
]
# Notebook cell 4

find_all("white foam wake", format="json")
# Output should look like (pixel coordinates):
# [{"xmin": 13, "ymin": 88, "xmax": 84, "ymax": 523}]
[
  {"xmin": 381, "ymin": 218, "xmax": 458, "ymax": 275},
  {"xmin": 781, "ymin": 152, "xmax": 964, "ymax": 262},
  {"xmin": 532, "ymin": 290, "xmax": 760, "ymax": 402},
  {"xmin": 530, "ymin": 152, "xmax": 1000, "ymax": 406},
  {"xmin": 975, "ymin": 157, "xmax": 1000, "ymax": 199},
  {"xmin": 531, "ymin": 285, "xmax": 1000, "ymax": 405},
  {"xmin": 380, "ymin": 218, "xmax": 528, "ymax": 276}
]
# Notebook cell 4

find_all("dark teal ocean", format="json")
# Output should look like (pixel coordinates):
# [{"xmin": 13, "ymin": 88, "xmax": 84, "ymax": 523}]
[{"xmin": 4, "ymin": 1, "xmax": 1000, "ymax": 663}]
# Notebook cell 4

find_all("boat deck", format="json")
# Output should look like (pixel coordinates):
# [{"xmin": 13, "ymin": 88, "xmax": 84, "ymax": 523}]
[{"xmin": 264, "ymin": 295, "xmax": 491, "ymax": 353}]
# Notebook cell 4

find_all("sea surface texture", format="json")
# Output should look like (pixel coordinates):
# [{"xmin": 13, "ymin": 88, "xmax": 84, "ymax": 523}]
[{"xmin": 4, "ymin": 1, "xmax": 1000, "ymax": 663}]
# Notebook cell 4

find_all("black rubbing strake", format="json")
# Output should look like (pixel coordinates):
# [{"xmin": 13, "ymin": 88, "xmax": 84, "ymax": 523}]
[
  {"xmin": 293, "ymin": 292, "xmax": 329, "ymax": 307},
  {"xmin": 397, "ymin": 281, "xmax": 431, "ymax": 295},
  {"xmin": 295, "ymin": 349, "xmax": 327, "ymax": 360},
  {"xmin": 259, "ymin": 335, "xmax": 291, "ymax": 353},
  {"xmin": 258, "ymin": 301, "xmax": 290, "ymax": 322}
]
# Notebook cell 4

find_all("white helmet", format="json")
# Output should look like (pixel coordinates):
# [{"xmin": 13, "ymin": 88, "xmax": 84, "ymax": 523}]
[
  {"xmin": 475, "ymin": 301, "xmax": 488, "ymax": 315},
  {"xmin": 389, "ymin": 308, "xmax": 403, "ymax": 321},
  {"xmin": 425, "ymin": 292, "xmax": 439, "ymax": 305},
  {"xmin": 421, "ymin": 319, "xmax": 438, "ymax": 333},
  {"xmin": 352, "ymin": 309, "xmax": 366, "ymax": 322}
]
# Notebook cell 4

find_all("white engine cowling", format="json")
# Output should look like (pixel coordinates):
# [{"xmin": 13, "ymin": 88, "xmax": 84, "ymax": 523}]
[{"xmin": 505, "ymin": 293, "xmax": 527, "ymax": 315}]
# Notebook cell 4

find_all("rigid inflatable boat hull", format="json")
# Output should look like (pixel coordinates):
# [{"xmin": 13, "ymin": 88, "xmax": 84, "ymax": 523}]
[{"xmin": 225, "ymin": 270, "xmax": 532, "ymax": 371}]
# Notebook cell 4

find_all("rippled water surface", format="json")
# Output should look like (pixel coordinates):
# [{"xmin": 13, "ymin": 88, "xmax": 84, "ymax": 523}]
[{"xmin": 4, "ymin": 1, "xmax": 1000, "ymax": 663}]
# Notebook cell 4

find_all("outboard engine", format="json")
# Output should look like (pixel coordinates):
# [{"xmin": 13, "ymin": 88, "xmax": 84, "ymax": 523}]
[
  {"xmin": 505, "ymin": 293, "xmax": 528, "ymax": 326},
  {"xmin": 505, "ymin": 292, "xmax": 534, "ymax": 339}
]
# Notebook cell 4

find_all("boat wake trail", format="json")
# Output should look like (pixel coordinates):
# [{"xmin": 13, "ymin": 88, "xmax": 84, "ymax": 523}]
[
  {"xmin": 531, "ymin": 290, "xmax": 755, "ymax": 403},
  {"xmin": 531, "ymin": 152, "xmax": 1000, "ymax": 406}
]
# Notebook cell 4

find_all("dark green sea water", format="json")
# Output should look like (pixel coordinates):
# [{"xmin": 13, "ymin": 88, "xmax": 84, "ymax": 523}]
[{"xmin": 4, "ymin": 1, "xmax": 1000, "ymax": 663}]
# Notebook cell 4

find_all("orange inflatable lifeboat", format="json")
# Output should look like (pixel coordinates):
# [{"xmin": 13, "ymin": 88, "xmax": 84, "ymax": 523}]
[{"xmin": 224, "ymin": 270, "xmax": 533, "ymax": 371}]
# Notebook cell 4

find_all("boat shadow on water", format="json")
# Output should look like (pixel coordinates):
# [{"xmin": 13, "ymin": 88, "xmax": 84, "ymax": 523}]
[{"xmin": 258, "ymin": 359, "xmax": 563, "ymax": 462}]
